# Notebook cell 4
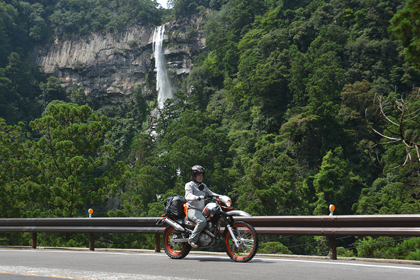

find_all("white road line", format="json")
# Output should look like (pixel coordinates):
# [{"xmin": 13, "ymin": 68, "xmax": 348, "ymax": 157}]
[
  {"xmin": 0, "ymin": 265, "xmax": 203, "ymax": 280},
  {"xmin": 0, "ymin": 249, "xmax": 165, "ymax": 257},
  {"xmin": 1, "ymin": 249, "xmax": 419, "ymax": 272},
  {"xmin": 254, "ymin": 257, "xmax": 420, "ymax": 271}
]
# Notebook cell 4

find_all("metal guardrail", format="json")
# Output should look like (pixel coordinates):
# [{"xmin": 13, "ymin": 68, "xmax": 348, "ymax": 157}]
[
  {"xmin": 236, "ymin": 215, "xmax": 420, "ymax": 236},
  {"xmin": 1, "ymin": 215, "xmax": 419, "ymax": 259},
  {"xmin": 0, "ymin": 217, "xmax": 162, "ymax": 233}
]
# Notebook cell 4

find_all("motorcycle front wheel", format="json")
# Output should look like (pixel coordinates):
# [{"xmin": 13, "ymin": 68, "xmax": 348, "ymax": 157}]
[
  {"xmin": 163, "ymin": 226, "xmax": 191, "ymax": 259},
  {"xmin": 223, "ymin": 221, "xmax": 259, "ymax": 262}
]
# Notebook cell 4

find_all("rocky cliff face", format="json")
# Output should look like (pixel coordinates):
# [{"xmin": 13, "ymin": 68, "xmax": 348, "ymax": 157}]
[{"xmin": 32, "ymin": 17, "xmax": 206, "ymax": 104}]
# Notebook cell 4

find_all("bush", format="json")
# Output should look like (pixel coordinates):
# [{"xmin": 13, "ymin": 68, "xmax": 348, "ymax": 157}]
[
  {"xmin": 258, "ymin": 241, "xmax": 292, "ymax": 254},
  {"xmin": 127, "ymin": 40, "xmax": 138, "ymax": 49},
  {"xmin": 337, "ymin": 246, "xmax": 355, "ymax": 257}
]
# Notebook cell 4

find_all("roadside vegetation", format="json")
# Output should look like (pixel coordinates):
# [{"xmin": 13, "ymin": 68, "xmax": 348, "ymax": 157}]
[{"xmin": 1, "ymin": 0, "xmax": 420, "ymax": 259}]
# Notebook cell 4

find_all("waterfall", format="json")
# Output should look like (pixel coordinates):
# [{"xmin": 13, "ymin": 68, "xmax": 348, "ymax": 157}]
[{"xmin": 153, "ymin": 25, "xmax": 173, "ymax": 109}]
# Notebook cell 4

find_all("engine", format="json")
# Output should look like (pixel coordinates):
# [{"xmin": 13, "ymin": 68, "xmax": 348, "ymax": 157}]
[{"xmin": 198, "ymin": 231, "xmax": 215, "ymax": 247}]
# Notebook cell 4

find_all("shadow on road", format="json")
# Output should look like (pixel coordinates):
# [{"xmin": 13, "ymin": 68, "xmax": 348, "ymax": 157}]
[{"xmin": 183, "ymin": 256, "xmax": 274, "ymax": 264}]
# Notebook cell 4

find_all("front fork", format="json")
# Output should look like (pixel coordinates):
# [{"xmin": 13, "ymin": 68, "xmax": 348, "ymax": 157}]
[{"xmin": 226, "ymin": 224, "xmax": 240, "ymax": 248}]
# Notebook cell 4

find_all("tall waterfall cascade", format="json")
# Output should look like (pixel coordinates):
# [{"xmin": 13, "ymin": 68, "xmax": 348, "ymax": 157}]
[{"xmin": 153, "ymin": 26, "xmax": 173, "ymax": 109}]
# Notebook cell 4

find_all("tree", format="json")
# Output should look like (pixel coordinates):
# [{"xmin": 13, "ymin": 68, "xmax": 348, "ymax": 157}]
[
  {"xmin": 170, "ymin": 0, "xmax": 205, "ymax": 20},
  {"xmin": 68, "ymin": 83, "xmax": 91, "ymax": 106},
  {"xmin": 369, "ymin": 89, "xmax": 420, "ymax": 168},
  {"xmin": 313, "ymin": 147, "xmax": 364, "ymax": 215},
  {"xmin": 113, "ymin": 133, "xmax": 164, "ymax": 217},
  {"xmin": 39, "ymin": 76, "xmax": 66, "ymax": 107},
  {"xmin": 0, "ymin": 118, "xmax": 34, "ymax": 218},
  {"xmin": 155, "ymin": 108, "xmax": 231, "ymax": 195},
  {"xmin": 353, "ymin": 174, "xmax": 420, "ymax": 215},
  {"xmin": 339, "ymin": 80, "xmax": 377, "ymax": 142},
  {"xmin": 27, "ymin": 2, "xmax": 48, "ymax": 41},
  {"xmin": 27, "ymin": 103, "xmax": 129, "ymax": 217},
  {"xmin": 233, "ymin": 136, "xmax": 306, "ymax": 216},
  {"xmin": 390, "ymin": 0, "xmax": 420, "ymax": 70},
  {"xmin": 97, "ymin": 88, "xmax": 149, "ymax": 159}
]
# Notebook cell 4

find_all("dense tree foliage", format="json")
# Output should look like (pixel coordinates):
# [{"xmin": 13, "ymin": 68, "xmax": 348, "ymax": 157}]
[
  {"xmin": 27, "ymin": 103, "xmax": 129, "ymax": 217},
  {"xmin": 0, "ymin": 0, "xmax": 162, "ymax": 125},
  {"xmin": 0, "ymin": 103, "xmax": 129, "ymax": 245},
  {"xmin": 1, "ymin": 103, "xmax": 129, "ymax": 217},
  {"xmin": 1, "ymin": 0, "xmax": 420, "ymax": 259},
  {"xmin": 390, "ymin": 0, "xmax": 420, "ymax": 69},
  {"xmin": 0, "ymin": 119, "xmax": 33, "ymax": 218},
  {"xmin": 49, "ymin": 0, "xmax": 163, "ymax": 37},
  {"xmin": 165, "ymin": 0, "xmax": 420, "ymax": 258}
]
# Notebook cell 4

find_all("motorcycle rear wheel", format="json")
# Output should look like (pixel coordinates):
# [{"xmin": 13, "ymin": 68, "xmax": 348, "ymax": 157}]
[
  {"xmin": 163, "ymin": 226, "xmax": 191, "ymax": 259},
  {"xmin": 224, "ymin": 221, "xmax": 258, "ymax": 262}
]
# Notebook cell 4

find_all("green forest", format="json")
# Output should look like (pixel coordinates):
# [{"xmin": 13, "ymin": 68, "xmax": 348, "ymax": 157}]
[{"xmin": 1, "ymin": 0, "xmax": 420, "ymax": 259}]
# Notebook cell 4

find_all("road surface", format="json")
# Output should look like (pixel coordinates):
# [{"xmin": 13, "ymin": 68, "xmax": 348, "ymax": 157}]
[{"xmin": 0, "ymin": 249, "xmax": 419, "ymax": 279}]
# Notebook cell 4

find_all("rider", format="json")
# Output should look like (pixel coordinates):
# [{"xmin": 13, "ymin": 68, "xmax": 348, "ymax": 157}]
[{"xmin": 185, "ymin": 165, "xmax": 220, "ymax": 248}]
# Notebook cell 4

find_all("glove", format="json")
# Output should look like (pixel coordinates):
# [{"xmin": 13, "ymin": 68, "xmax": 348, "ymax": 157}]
[{"xmin": 198, "ymin": 195, "xmax": 204, "ymax": 201}]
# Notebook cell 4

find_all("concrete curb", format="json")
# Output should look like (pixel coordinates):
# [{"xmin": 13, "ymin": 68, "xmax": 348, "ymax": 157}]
[{"xmin": 1, "ymin": 246, "xmax": 419, "ymax": 266}]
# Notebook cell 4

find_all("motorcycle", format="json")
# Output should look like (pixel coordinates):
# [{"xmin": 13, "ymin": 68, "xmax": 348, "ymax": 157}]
[{"xmin": 158, "ymin": 195, "xmax": 259, "ymax": 262}]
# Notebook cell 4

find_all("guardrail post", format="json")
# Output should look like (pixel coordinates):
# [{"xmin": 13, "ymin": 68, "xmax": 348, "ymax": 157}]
[
  {"xmin": 329, "ymin": 236, "xmax": 337, "ymax": 260},
  {"xmin": 31, "ymin": 232, "xmax": 37, "ymax": 249},
  {"xmin": 89, "ymin": 233, "xmax": 95, "ymax": 251},
  {"xmin": 155, "ymin": 234, "xmax": 160, "ymax": 252}
]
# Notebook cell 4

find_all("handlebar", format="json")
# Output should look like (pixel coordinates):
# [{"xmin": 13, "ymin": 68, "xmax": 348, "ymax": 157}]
[{"xmin": 187, "ymin": 195, "xmax": 219, "ymax": 201}]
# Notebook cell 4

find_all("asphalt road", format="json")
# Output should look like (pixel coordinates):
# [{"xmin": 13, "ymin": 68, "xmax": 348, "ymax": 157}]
[{"xmin": 0, "ymin": 249, "xmax": 419, "ymax": 280}]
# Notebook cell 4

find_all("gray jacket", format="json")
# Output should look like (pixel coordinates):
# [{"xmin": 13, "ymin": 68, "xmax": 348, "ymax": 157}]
[{"xmin": 185, "ymin": 181, "xmax": 219, "ymax": 211}]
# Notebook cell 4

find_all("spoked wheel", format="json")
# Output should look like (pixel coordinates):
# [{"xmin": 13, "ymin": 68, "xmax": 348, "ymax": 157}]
[
  {"xmin": 224, "ymin": 221, "xmax": 258, "ymax": 262},
  {"xmin": 163, "ymin": 226, "xmax": 191, "ymax": 259}
]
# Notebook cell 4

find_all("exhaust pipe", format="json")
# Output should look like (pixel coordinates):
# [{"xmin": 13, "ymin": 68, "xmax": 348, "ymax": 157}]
[{"xmin": 162, "ymin": 217, "xmax": 185, "ymax": 232}]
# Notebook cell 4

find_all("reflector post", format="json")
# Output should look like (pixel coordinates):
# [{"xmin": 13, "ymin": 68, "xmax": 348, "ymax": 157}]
[
  {"xmin": 88, "ymin": 208, "xmax": 93, "ymax": 218},
  {"xmin": 329, "ymin": 204, "xmax": 335, "ymax": 216}
]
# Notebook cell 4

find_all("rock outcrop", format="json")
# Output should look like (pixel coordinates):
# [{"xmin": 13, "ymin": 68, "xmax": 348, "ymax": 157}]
[{"xmin": 32, "ymin": 17, "xmax": 206, "ymax": 104}]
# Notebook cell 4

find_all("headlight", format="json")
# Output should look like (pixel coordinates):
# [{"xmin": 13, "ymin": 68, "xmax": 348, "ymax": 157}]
[{"xmin": 220, "ymin": 195, "xmax": 232, "ymax": 207}]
